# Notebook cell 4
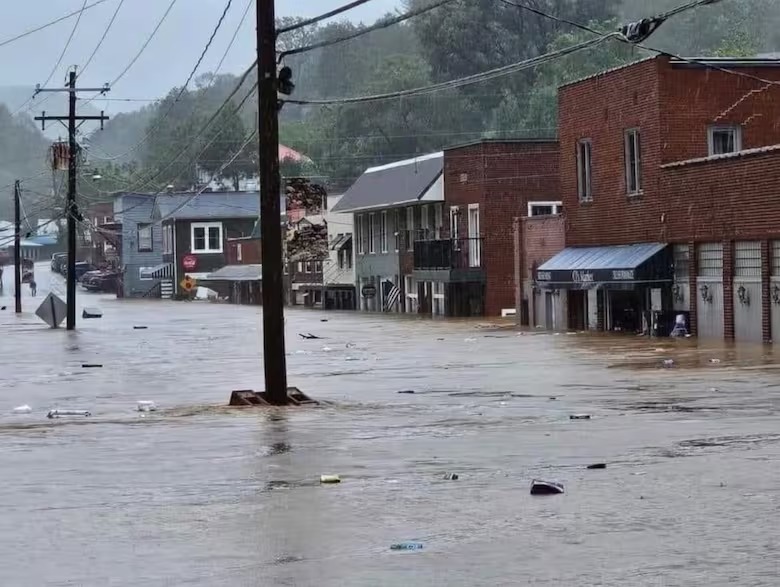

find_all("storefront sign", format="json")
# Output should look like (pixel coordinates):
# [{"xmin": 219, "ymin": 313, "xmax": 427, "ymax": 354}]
[
  {"xmin": 537, "ymin": 271, "xmax": 552, "ymax": 281},
  {"xmin": 572, "ymin": 270, "xmax": 594, "ymax": 283},
  {"xmin": 361, "ymin": 284, "xmax": 377, "ymax": 298},
  {"xmin": 612, "ymin": 269, "xmax": 635, "ymax": 280}
]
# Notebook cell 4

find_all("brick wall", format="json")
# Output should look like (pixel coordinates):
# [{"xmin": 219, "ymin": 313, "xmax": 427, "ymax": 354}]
[
  {"xmin": 226, "ymin": 238, "xmax": 261, "ymax": 264},
  {"xmin": 521, "ymin": 215, "xmax": 565, "ymax": 279},
  {"xmin": 559, "ymin": 56, "xmax": 780, "ymax": 247},
  {"xmin": 444, "ymin": 140, "xmax": 560, "ymax": 316}
]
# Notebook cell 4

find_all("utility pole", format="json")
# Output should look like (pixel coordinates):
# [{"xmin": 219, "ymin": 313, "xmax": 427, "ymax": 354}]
[
  {"xmin": 14, "ymin": 181, "xmax": 22, "ymax": 314},
  {"xmin": 257, "ymin": 0, "xmax": 288, "ymax": 404},
  {"xmin": 35, "ymin": 69, "xmax": 109, "ymax": 330}
]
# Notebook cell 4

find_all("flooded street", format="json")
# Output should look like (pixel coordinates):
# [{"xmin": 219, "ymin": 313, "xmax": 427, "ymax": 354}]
[{"xmin": 3, "ymin": 265, "xmax": 780, "ymax": 586}]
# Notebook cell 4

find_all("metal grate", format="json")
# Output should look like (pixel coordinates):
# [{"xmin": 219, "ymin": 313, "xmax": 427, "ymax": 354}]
[
  {"xmin": 673, "ymin": 244, "xmax": 690, "ymax": 279},
  {"xmin": 734, "ymin": 241, "xmax": 761, "ymax": 278},
  {"xmin": 772, "ymin": 241, "xmax": 780, "ymax": 276},
  {"xmin": 697, "ymin": 243, "xmax": 723, "ymax": 277}
]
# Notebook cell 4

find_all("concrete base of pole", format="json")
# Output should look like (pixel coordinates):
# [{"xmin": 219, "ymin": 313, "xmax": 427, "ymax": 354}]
[{"xmin": 229, "ymin": 388, "xmax": 317, "ymax": 407}]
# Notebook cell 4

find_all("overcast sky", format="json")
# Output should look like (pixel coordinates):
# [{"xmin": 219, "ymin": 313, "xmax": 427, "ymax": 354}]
[{"xmin": 0, "ymin": 0, "xmax": 400, "ymax": 113}]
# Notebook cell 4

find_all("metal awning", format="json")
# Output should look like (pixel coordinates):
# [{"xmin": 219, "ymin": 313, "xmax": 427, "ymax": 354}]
[
  {"xmin": 201, "ymin": 264, "xmax": 262, "ymax": 282},
  {"xmin": 536, "ymin": 243, "xmax": 671, "ymax": 289},
  {"xmin": 330, "ymin": 234, "xmax": 352, "ymax": 251}
]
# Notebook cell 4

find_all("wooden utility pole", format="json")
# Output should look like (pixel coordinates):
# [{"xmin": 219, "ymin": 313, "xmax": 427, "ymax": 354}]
[
  {"xmin": 256, "ymin": 0, "xmax": 288, "ymax": 403},
  {"xmin": 14, "ymin": 180, "xmax": 22, "ymax": 314},
  {"xmin": 35, "ymin": 69, "xmax": 109, "ymax": 330}
]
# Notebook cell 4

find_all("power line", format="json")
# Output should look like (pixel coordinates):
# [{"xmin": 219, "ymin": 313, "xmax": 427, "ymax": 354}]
[
  {"xmin": 0, "ymin": 0, "xmax": 110, "ymax": 50},
  {"xmin": 80, "ymin": 0, "xmax": 127, "ymax": 76},
  {"xmin": 87, "ymin": 0, "xmax": 245, "ymax": 163},
  {"xmin": 279, "ymin": 0, "xmax": 457, "ymax": 59},
  {"xmin": 109, "ymin": 0, "xmax": 180, "ymax": 87},
  {"xmin": 277, "ymin": 0, "xmax": 376, "ymax": 34},
  {"xmin": 286, "ymin": 33, "xmax": 617, "ymax": 105}
]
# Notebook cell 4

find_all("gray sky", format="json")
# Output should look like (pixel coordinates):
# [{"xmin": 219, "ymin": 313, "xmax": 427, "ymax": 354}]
[{"xmin": 0, "ymin": 0, "xmax": 400, "ymax": 113}]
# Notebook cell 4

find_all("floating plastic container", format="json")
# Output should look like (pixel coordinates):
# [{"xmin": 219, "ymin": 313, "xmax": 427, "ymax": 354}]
[
  {"xmin": 443, "ymin": 473, "xmax": 459, "ymax": 480},
  {"xmin": 569, "ymin": 414, "xmax": 591, "ymax": 420},
  {"xmin": 320, "ymin": 474, "xmax": 341, "ymax": 484},
  {"xmin": 390, "ymin": 542, "xmax": 424, "ymax": 551},
  {"xmin": 530, "ymin": 479, "xmax": 564, "ymax": 495},
  {"xmin": 587, "ymin": 463, "xmax": 607, "ymax": 470},
  {"xmin": 12, "ymin": 405, "xmax": 32, "ymax": 415},
  {"xmin": 47, "ymin": 409, "xmax": 91, "ymax": 419},
  {"xmin": 137, "ymin": 401, "xmax": 157, "ymax": 412}
]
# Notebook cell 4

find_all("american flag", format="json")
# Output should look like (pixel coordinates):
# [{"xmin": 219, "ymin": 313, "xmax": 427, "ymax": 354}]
[{"xmin": 382, "ymin": 280, "xmax": 401, "ymax": 312}]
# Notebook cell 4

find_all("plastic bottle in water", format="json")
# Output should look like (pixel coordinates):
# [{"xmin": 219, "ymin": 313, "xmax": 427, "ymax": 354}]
[{"xmin": 390, "ymin": 542, "xmax": 424, "ymax": 551}]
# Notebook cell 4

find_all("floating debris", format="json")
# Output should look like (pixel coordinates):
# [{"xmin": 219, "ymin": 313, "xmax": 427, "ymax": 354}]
[
  {"xmin": 82, "ymin": 364, "xmax": 103, "ymax": 369},
  {"xmin": 662, "ymin": 359, "xmax": 675, "ymax": 368},
  {"xmin": 390, "ymin": 542, "xmax": 424, "ymax": 551},
  {"xmin": 709, "ymin": 358, "xmax": 721, "ymax": 364},
  {"xmin": 133, "ymin": 326, "xmax": 148, "ymax": 330},
  {"xmin": 530, "ymin": 479, "xmax": 564, "ymax": 495},
  {"xmin": 12, "ymin": 405, "xmax": 32, "ymax": 415},
  {"xmin": 397, "ymin": 390, "xmax": 416, "ymax": 394},
  {"xmin": 320, "ymin": 474, "xmax": 341, "ymax": 484},
  {"xmin": 298, "ymin": 333, "xmax": 321, "ymax": 340},
  {"xmin": 570, "ymin": 414, "xmax": 591, "ymax": 420},
  {"xmin": 586, "ymin": 463, "xmax": 607, "ymax": 470},
  {"xmin": 137, "ymin": 400, "xmax": 157, "ymax": 412},
  {"xmin": 443, "ymin": 473, "xmax": 459, "ymax": 480},
  {"xmin": 47, "ymin": 409, "xmax": 91, "ymax": 419},
  {"xmin": 321, "ymin": 346, "xmax": 333, "ymax": 352},
  {"xmin": 82, "ymin": 307, "xmax": 102, "ymax": 319}
]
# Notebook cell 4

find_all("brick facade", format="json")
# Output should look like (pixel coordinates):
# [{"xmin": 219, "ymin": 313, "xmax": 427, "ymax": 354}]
[
  {"xmin": 559, "ymin": 56, "xmax": 780, "ymax": 247},
  {"xmin": 444, "ymin": 140, "xmax": 560, "ymax": 316},
  {"xmin": 521, "ymin": 215, "xmax": 566, "ymax": 280}
]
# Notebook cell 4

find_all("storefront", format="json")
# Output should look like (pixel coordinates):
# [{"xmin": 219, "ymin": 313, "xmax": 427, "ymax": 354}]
[{"xmin": 535, "ymin": 243, "xmax": 673, "ymax": 334}]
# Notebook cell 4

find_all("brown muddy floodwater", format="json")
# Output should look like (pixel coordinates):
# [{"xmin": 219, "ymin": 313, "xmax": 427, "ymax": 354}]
[{"xmin": 2, "ymin": 267, "xmax": 780, "ymax": 586}]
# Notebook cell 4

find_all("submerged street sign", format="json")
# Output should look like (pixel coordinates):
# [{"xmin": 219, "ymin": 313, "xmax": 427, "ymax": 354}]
[{"xmin": 36, "ymin": 293, "xmax": 67, "ymax": 329}]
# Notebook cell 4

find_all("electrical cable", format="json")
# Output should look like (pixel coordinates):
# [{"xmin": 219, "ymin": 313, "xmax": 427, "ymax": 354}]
[
  {"xmin": 87, "ymin": 0, "xmax": 245, "ymax": 163},
  {"xmin": 0, "ymin": 0, "xmax": 110, "ymax": 50},
  {"xmin": 279, "ymin": 0, "xmax": 457, "ymax": 58},
  {"xmin": 277, "ymin": 0, "xmax": 376, "ymax": 34},
  {"xmin": 286, "ymin": 33, "xmax": 617, "ymax": 105},
  {"xmin": 79, "ymin": 0, "xmax": 126, "ymax": 77}
]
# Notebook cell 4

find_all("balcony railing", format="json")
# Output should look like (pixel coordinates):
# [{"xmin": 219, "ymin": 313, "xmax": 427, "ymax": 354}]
[{"xmin": 413, "ymin": 238, "xmax": 483, "ymax": 270}]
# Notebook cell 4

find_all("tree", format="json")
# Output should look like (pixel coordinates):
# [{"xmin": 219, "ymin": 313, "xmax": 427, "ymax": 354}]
[{"xmin": 197, "ymin": 104, "xmax": 254, "ymax": 191}]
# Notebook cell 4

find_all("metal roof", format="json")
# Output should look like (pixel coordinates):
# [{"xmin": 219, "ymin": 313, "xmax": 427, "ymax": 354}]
[
  {"xmin": 155, "ymin": 192, "xmax": 262, "ymax": 221},
  {"xmin": 331, "ymin": 153, "xmax": 443, "ymax": 213},
  {"xmin": 330, "ymin": 233, "xmax": 352, "ymax": 250},
  {"xmin": 202, "ymin": 264, "xmax": 262, "ymax": 282},
  {"xmin": 539, "ymin": 243, "xmax": 667, "ymax": 272}
]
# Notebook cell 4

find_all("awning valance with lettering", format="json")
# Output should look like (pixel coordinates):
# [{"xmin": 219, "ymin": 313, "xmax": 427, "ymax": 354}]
[{"xmin": 535, "ymin": 243, "xmax": 672, "ymax": 289}]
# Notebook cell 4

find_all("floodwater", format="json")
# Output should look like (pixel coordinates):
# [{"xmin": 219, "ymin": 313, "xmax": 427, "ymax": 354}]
[{"xmin": 2, "ymin": 265, "xmax": 780, "ymax": 585}]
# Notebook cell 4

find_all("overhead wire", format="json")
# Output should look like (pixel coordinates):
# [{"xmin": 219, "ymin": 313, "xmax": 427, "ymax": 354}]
[
  {"xmin": 79, "ymin": 0, "xmax": 126, "ymax": 77},
  {"xmin": 279, "ymin": 0, "xmax": 456, "ymax": 59},
  {"xmin": 87, "ymin": 0, "xmax": 245, "ymax": 163},
  {"xmin": 277, "ymin": 0, "xmax": 376, "ymax": 34},
  {"xmin": 285, "ymin": 33, "xmax": 617, "ymax": 105},
  {"xmin": 0, "ymin": 0, "xmax": 110, "ymax": 50}
]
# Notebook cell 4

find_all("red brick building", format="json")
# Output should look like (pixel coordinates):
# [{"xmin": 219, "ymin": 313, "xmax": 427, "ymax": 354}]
[
  {"xmin": 522, "ymin": 215, "xmax": 566, "ymax": 328},
  {"xmin": 537, "ymin": 55, "xmax": 780, "ymax": 340},
  {"xmin": 436, "ymin": 139, "xmax": 560, "ymax": 316}
]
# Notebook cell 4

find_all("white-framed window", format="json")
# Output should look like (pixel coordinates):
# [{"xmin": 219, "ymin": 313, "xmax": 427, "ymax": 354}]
[
  {"xmin": 314, "ymin": 260, "xmax": 322, "ymax": 272},
  {"xmin": 624, "ymin": 129, "xmax": 642, "ymax": 195},
  {"xmin": 449, "ymin": 206, "xmax": 460, "ymax": 241},
  {"xmin": 406, "ymin": 207, "xmax": 415, "ymax": 251},
  {"xmin": 356, "ymin": 214, "xmax": 364, "ymax": 255},
  {"xmin": 528, "ymin": 201, "xmax": 563, "ymax": 216},
  {"xmin": 380, "ymin": 211, "xmax": 388, "ymax": 253},
  {"xmin": 305, "ymin": 261, "xmax": 313, "ymax": 273},
  {"xmin": 394, "ymin": 209, "xmax": 401, "ymax": 252},
  {"xmin": 577, "ymin": 138, "xmax": 592, "ymax": 202},
  {"xmin": 139, "ymin": 267, "xmax": 155, "ymax": 280},
  {"xmin": 297, "ymin": 261, "xmax": 303, "ymax": 273},
  {"xmin": 236, "ymin": 243, "xmax": 243, "ymax": 262},
  {"xmin": 191, "ymin": 221, "xmax": 223, "ymax": 254},
  {"xmin": 708, "ymin": 124, "xmax": 742, "ymax": 156},
  {"xmin": 162, "ymin": 224, "xmax": 173, "ymax": 255},
  {"xmin": 434, "ymin": 203, "xmax": 443, "ymax": 239},
  {"xmin": 137, "ymin": 224, "xmax": 153, "ymax": 252},
  {"xmin": 368, "ymin": 213, "xmax": 376, "ymax": 254},
  {"xmin": 421, "ymin": 205, "xmax": 429, "ymax": 239},
  {"xmin": 467, "ymin": 203, "xmax": 481, "ymax": 268}
]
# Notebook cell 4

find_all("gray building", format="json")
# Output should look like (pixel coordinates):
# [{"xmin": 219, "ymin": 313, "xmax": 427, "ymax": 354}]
[
  {"xmin": 331, "ymin": 152, "xmax": 444, "ymax": 313},
  {"xmin": 113, "ymin": 193, "xmax": 166, "ymax": 298}
]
